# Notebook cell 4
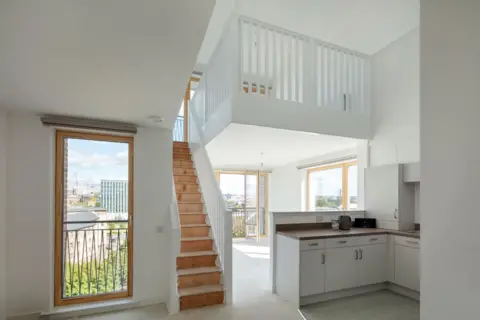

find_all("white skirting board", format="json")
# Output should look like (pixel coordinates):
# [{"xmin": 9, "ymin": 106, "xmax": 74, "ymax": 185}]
[
  {"xmin": 299, "ymin": 282, "xmax": 419, "ymax": 307},
  {"xmin": 300, "ymin": 283, "xmax": 387, "ymax": 306},
  {"xmin": 386, "ymin": 282, "xmax": 420, "ymax": 301}
]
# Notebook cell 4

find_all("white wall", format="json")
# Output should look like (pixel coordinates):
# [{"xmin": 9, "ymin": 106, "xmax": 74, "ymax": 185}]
[
  {"xmin": 234, "ymin": 95, "xmax": 372, "ymax": 140},
  {"xmin": 5, "ymin": 112, "xmax": 173, "ymax": 317},
  {"xmin": 369, "ymin": 28, "xmax": 419, "ymax": 166},
  {"xmin": 6, "ymin": 113, "xmax": 52, "ymax": 317},
  {"xmin": 270, "ymin": 146, "xmax": 366, "ymax": 212},
  {"xmin": 0, "ymin": 110, "xmax": 7, "ymax": 320},
  {"xmin": 420, "ymin": 1, "xmax": 480, "ymax": 319}
]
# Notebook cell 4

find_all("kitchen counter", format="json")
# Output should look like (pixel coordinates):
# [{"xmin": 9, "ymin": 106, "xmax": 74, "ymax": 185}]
[{"xmin": 277, "ymin": 228, "xmax": 420, "ymax": 240}]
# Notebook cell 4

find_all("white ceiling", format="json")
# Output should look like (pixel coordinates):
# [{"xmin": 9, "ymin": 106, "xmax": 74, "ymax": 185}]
[
  {"xmin": 206, "ymin": 124, "xmax": 359, "ymax": 170},
  {"xmin": 0, "ymin": 0, "xmax": 215, "ymax": 129},
  {"xmin": 197, "ymin": 0, "xmax": 419, "ymax": 64}
]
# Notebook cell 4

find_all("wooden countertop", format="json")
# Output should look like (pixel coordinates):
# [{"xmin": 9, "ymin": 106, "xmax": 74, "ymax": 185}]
[{"xmin": 277, "ymin": 228, "xmax": 420, "ymax": 240}]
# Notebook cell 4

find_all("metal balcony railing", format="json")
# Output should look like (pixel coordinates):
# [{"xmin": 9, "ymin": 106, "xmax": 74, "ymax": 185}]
[
  {"xmin": 231, "ymin": 207, "xmax": 266, "ymax": 238},
  {"xmin": 62, "ymin": 225, "xmax": 128, "ymax": 299}
]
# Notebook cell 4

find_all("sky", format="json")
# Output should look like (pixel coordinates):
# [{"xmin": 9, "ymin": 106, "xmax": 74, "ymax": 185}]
[{"xmin": 67, "ymin": 138, "xmax": 129, "ymax": 186}]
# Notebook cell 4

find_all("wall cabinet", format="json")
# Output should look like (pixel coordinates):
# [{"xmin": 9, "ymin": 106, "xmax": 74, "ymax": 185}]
[
  {"xmin": 300, "ymin": 249, "xmax": 326, "ymax": 296},
  {"xmin": 365, "ymin": 164, "xmax": 415, "ymax": 230}
]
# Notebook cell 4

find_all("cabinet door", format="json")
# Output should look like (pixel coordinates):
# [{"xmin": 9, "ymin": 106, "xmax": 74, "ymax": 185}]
[
  {"xmin": 394, "ymin": 245, "xmax": 420, "ymax": 291},
  {"xmin": 325, "ymin": 247, "xmax": 357, "ymax": 292},
  {"xmin": 300, "ymin": 250, "xmax": 325, "ymax": 296},
  {"xmin": 357, "ymin": 244, "xmax": 387, "ymax": 287},
  {"xmin": 365, "ymin": 165, "xmax": 400, "ymax": 221}
]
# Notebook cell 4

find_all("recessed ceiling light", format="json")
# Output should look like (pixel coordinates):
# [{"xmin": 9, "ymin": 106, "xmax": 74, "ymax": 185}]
[{"xmin": 148, "ymin": 115, "xmax": 164, "ymax": 123}]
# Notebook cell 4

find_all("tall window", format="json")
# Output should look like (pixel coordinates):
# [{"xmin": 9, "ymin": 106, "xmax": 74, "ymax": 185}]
[
  {"xmin": 306, "ymin": 160, "xmax": 357, "ymax": 211},
  {"xmin": 54, "ymin": 131, "xmax": 134, "ymax": 306}
]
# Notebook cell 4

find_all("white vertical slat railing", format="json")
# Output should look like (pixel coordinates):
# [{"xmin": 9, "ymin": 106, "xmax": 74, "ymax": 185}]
[
  {"xmin": 313, "ymin": 41, "xmax": 369, "ymax": 113},
  {"xmin": 239, "ymin": 16, "xmax": 306, "ymax": 102},
  {"xmin": 190, "ymin": 14, "xmax": 371, "ymax": 132},
  {"xmin": 237, "ymin": 15, "xmax": 370, "ymax": 114},
  {"xmin": 167, "ymin": 182, "xmax": 180, "ymax": 314},
  {"xmin": 188, "ymin": 105, "xmax": 233, "ymax": 304},
  {"xmin": 203, "ymin": 18, "xmax": 236, "ymax": 124}
]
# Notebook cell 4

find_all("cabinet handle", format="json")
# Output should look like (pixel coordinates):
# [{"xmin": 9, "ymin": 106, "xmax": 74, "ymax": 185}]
[
  {"xmin": 322, "ymin": 253, "xmax": 325, "ymax": 264},
  {"xmin": 369, "ymin": 238, "xmax": 378, "ymax": 241},
  {"xmin": 308, "ymin": 243, "xmax": 319, "ymax": 247},
  {"xmin": 406, "ymin": 240, "xmax": 419, "ymax": 245},
  {"xmin": 355, "ymin": 249, "xmax": 358, "ymax": 260},
  {"xmin": 337, "ymin": 240, "xmax": 348, "ymax": 244},
  {"xmin": 359, "ymin": 249, "xmax": 363, "ymax": 260},
  {"xmin": 394, "ymin": 209, "xmax": 398, "ymax": 220}
]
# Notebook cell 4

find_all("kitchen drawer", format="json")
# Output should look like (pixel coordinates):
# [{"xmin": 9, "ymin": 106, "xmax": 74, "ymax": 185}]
[
  {"xmin": 395, "ymin": 236, "xmax": 420, "ymax": 248},
  {"xmin": 300, "ymin": 239, "xmax": 326, "ymax": 251},
  {"xmin": 357, "ymin": 234, "xmax": 387, "ymax": 246},
  {"xmin": 326, "ymin": 237, "xmax": 364, "ymax": 248}
]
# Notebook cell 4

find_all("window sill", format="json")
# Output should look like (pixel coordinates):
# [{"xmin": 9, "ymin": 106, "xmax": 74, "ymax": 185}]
[{"xmin": 43, "ymin": 298, "xmax": 153, "ymax": 319}]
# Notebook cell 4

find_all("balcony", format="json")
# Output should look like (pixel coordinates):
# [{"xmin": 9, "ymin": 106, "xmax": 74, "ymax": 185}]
[
  {"xmin": 189, "ymin": 15, "xmax": 372, "ymax": 145},
  {"xmin": 61, "ymin": 224, "xmax": 129, "ymax": 300}
]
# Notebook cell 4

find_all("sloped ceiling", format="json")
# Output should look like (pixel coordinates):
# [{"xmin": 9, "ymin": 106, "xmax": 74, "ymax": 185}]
[
  {"xmin": 197, "ymin": 0, "xmax": 419, "ymax": 64},
  {"xmin": 0, "ymin": 0, "xmax": 215, "ymax": 128}
]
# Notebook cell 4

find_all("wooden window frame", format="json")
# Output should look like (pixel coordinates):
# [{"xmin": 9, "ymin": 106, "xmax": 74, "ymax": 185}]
[
  {"xmin": 182, "ymin": 76, "xmax": 201, "ymax": 142},
  {"xmin": 306, "ymin": 160, "xmax": 357, "ymax": 211},
  {"xmin": 54, "ymin": 130, "xmax": 134, "ymax": 306}
]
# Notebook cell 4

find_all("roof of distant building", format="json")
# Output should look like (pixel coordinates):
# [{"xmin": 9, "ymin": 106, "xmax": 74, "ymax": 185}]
[
  {"xmin": 66, "ymin": 211, "xmax": 99, "ymax": 231},
  {"xmin": 68, "ymin": 206, "xmax": 106, "ymax": 213}
]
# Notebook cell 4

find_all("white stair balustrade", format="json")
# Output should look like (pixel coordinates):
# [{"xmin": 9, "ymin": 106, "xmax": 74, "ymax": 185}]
[
  {"xmin": 189, "ymin": 15, "xmax": 372, "ymax": 142},
  {"xmin": 188, "ymin": 105, "xmax": 233, "ymax": 304}
]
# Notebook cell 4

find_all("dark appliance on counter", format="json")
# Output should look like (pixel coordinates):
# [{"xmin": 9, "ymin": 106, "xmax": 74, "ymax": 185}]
[
  {"xmin": 338, "ymin": 215, "xmax": 352, "ymax": 230},
  {"xmin": 353, "ymin": 218, "xmax": 377, "ymax": 228}
]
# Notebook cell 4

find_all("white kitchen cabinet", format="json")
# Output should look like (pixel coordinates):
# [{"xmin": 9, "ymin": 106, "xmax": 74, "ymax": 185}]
[
  {"xmin": 403, "ymin": 162, "xmax": 420, "ymax": 183},
  {"xmin": 358, "ymin": 244, "xmax": 387, "ymax": 286},
  {"xmin": 365, "ymin": 164, "xmax": 415, "ymax": 230},
  {"xmin": 325, "ymin": 240, "xmax": 387, "ymax": 292},
  {"xmin": 300, "ymin": 250, "xmax": 326, "ymax": 296},
  {"xmin": 394, "ymin": 243, "xmax": 420, "ymax": 291},
  {"xmin": 325, "ymin": 247, "xmax": 357, "ymax": 292}
]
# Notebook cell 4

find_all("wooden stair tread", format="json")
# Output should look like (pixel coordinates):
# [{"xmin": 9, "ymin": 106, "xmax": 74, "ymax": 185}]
[
  {"xmin": 178, "ymin": 250, "xmax": 216, "ymax": 258},
  {"xmin": 181, "ymin": 224, "xmax": 209, "ymax": 228},
  {"xmin": 181, "ymin": 237, "xmax": 212, "ymax": 241},
  {"xmin": 177, "ymin": 267, "xmax": 221, "ymax": 276},
  {"xmin": 178, "ymin": 201, "xmax": 203, "ymax": 204},
  {"xmin": 179, "ymin": 285, "xmax": 224, "ymax": 297}
]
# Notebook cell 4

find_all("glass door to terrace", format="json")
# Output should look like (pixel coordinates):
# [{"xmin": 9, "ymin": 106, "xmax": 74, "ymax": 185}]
[{"xmin": 216, "ymin": 171, "xmax": 268, "ymax": 239}]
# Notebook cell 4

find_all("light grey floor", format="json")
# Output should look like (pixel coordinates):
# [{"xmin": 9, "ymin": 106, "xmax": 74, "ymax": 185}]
[
  {"xmin": 232, "ymin": 237, "xmax": 270, "ymax": 305},
  {"xmin": 300, "ymin": 290, "xmax": 420, "ymax": 320},
  {"xmin": 78, "ymin": 237, "xmax": 304, "ymax": 319}
]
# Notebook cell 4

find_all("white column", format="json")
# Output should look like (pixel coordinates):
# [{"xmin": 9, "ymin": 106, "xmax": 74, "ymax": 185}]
[{"xmin": 421, "ymin": 1, "xmax": 480, "ymax": 319}]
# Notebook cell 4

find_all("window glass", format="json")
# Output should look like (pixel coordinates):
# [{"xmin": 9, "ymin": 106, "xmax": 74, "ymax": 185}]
[{"xmin": 308, "ymin": 167, "xmax": 343, "ymax": 210}]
